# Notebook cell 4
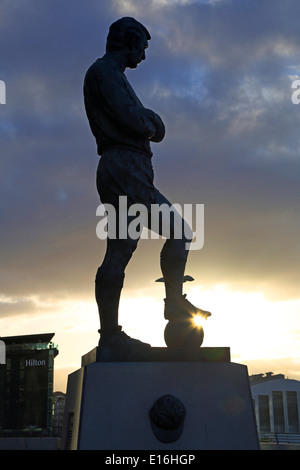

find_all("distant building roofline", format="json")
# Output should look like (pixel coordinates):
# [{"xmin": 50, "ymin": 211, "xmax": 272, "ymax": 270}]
[
  {"xmin": 249, "ymin": 371, "xmax": 285, "ymax": 385},
  {"xmin": 0, "ymin": 333, "xmax": 55, "ymax": 345}
]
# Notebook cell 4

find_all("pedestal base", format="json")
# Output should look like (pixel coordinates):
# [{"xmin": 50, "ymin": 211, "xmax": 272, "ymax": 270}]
[{"xmin": 62, "ymin": 347, "xmax": 259, "ymax": 450}]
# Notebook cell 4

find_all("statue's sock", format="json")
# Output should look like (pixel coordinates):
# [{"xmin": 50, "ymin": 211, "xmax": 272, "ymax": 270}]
[
  {"xmin": 95, "ymin": 268, "xmax": 124, "ymax": 337},
  {"xmin": 160, "ymin": 253, "xmax": 187, "ymax": 302}
]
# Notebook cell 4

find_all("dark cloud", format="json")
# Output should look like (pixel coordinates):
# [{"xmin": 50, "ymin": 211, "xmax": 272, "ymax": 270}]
[
  {"xmin": 0, "ymin": 298, "xmax": 37, "ymax": 317},
  {"xmin": 1, "ymin": 0, "xmax": 300, "ymax": 315}
]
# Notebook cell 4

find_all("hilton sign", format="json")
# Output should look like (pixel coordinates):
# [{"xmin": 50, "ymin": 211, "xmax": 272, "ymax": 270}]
[{"xmin": 25, "ymin": 359, "xmax": 46, "ymax": 367}]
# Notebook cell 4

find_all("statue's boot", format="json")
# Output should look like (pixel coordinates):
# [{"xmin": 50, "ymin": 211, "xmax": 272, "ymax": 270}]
[
  {"xmin": 160, "ymin": 254, "xmax": 211, "ymax": 322},
  {"xmin": 164, "ymin": 294, "xmax": 211, "ymax": 322},
  {"xmin": 95, "ymin": 269, "xmax": 151, "ymax": 356}
]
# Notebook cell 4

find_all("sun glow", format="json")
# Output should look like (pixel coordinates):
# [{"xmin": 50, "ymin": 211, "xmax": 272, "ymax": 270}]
[{"xmin": 192, "ymin": 314, "xmax": 204, "ymax": 328}]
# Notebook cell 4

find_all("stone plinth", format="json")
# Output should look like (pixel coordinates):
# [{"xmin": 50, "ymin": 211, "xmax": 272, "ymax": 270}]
[{"xmin": 61, "ymin": 347, "xmax": 259, "ymax": 450}]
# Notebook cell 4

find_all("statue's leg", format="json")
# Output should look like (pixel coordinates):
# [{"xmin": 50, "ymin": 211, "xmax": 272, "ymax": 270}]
[
  {"xmin": 160, "ymin": 241, "xmax": 211, "ymax": 322},
  {"xmin": 95, "ymin": 269, "xmax": 124, "ymax": 337},
  {"xmin": 96, "ymin": 235, "xmax": 151, "ymax": 352},
  {"xmin": 95, "ymin": 237, "xmax": 137, "ymax": 337},
  {"xmin": 95, "ymin": 151, "xmax": 154, "ymax": 352},
  {"xmin": 160, "ymin": 250, "xmax": 187, "ymax": 302},
  {"xmin": 151, "ymin": 190, "xmax": 211, "ymax": 323},
  {"xmin": 149, "ymin": 190, "xmax": 192, "ymax": 304}
]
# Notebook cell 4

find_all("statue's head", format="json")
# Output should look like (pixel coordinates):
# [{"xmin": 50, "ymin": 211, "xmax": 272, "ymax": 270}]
[{"xmin": 106, "ymin": 17, "xmax": 151, "ymax": 69}]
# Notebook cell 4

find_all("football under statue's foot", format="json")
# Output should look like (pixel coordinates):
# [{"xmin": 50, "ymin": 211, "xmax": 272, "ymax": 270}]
[{"xmin": 164, "ymin": 294, "xmax": 212, "ymax": 348}]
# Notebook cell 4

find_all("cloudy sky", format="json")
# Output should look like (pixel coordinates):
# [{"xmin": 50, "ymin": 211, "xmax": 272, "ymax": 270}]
[{"xmin": 1, "ymin": 0, "xmax": 300, "ymax": 391}]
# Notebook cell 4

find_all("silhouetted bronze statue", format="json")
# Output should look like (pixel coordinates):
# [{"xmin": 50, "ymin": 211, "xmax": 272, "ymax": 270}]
[{"xmin": 84, "ymin": 17, "xmax": 211, "ymax": 356}]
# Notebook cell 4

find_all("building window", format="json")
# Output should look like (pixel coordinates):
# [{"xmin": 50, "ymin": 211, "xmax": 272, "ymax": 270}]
[
  {"xmin": 272, "ymin": 391, "xmax": 285, "ymax": 433},
  {"xmin": 258, "ymin": 395, "xmax": 271, "ymax": 432},
  {"xmin": 287, "ymin": 391, "xmax": 299, "ymax": 433}
]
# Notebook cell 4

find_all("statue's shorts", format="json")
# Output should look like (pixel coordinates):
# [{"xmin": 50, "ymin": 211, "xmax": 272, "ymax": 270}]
[
  {"xmin": 97, "ymin": 148, "xmax": 156, "ymax": 210},
  {"xmin": 96, "ymin": 149, "xmax": 192, "ymax": 260}
]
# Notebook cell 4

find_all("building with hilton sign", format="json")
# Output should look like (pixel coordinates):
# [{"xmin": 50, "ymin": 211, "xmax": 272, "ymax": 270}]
[{"xmin": 0, "ymin": 333, "xmax": 58, "ymax": 437}]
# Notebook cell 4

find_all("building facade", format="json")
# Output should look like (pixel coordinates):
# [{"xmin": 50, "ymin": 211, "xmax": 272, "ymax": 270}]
[
  {"xmin": 52, "ymin": 391, "xmax": 66, "ymax": 437},
  {"xmin": 0, "ymin": 333, "xmax": 58, "ymax": 437},
  {"xmin": 250, "ymin": 373, "xmax": 300, "ymax": 435}
]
